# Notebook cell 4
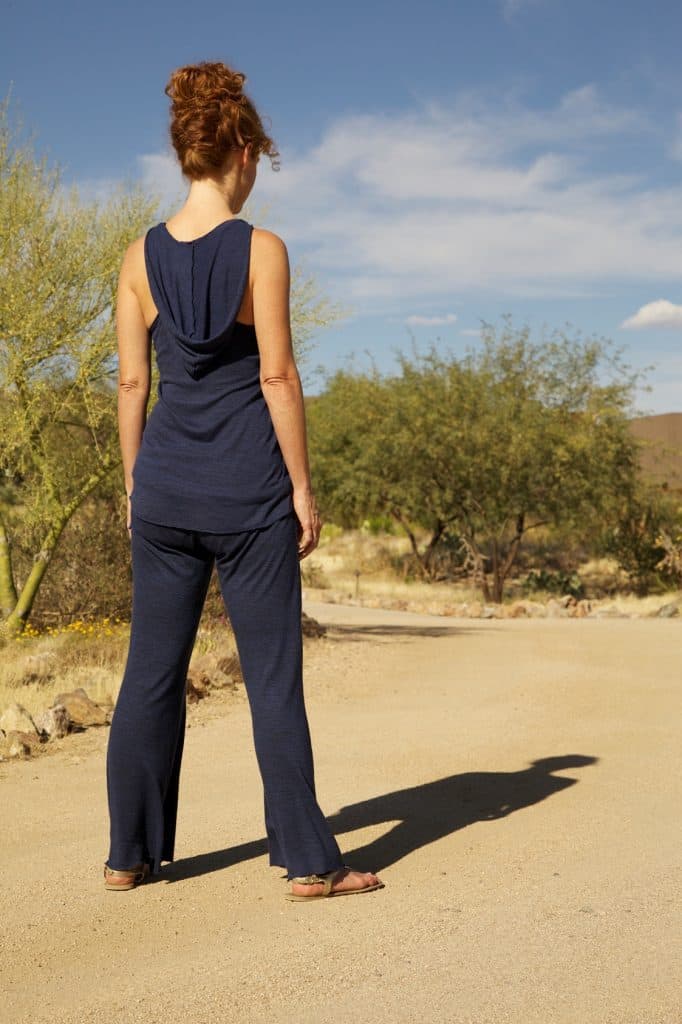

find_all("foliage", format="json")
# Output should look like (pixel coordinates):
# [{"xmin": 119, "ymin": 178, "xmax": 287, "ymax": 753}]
[
  {"xmin": 308, "ymin": 317, "xmax": 650, "ymax": 601},
  {"xmin": 0, "ymin": 94, "xmax": 161, "ymax": 635},
  {"xmin": 596, "ymin": 484, "xmax": 682, "ymax": 594},
  {"xmin": 522, "ymin": 568, "xmax": 585, "ymax": 599},
  {"xmin": 0, "ymin": 94, "xmax": 345, "ymax": 635},
  {"xmin": 654, "ymin": 524, "xmax": 682, "ymax": 583}
]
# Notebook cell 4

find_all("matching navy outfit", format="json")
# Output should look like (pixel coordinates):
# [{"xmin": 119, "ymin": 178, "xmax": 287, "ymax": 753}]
[{"xmin": 105, "ymin": 217, "xmax": 345, "ymax": 880}]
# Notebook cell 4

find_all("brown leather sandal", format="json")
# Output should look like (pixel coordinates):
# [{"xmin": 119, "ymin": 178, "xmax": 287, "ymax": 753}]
[
  {"xmin": 103, "ymin": 861, "xmax": 151, "ymax": 891},
  {"xmin": 284, "ymin": 864, "xmax": 385, "ymax": 901}
]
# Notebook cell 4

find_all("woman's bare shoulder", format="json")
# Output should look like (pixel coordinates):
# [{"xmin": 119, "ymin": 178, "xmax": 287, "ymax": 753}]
[
  {"xmin": 119, "ymin": 233, "xmax": 147, "ymax": 280},
  {"xmin": 251, "ymin": 227, "xmax": 289, "ymax": 261}
]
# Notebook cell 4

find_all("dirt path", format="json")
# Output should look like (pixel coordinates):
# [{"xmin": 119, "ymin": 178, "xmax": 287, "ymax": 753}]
[{"xmin": 1, "ymin": 602, "xmax": 680, "ymax": 1024}]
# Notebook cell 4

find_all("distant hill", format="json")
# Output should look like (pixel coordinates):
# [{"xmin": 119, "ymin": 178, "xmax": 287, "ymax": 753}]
[{"xmin": 629, "ymin": 413, "xmax": 682, "ymax": 492}]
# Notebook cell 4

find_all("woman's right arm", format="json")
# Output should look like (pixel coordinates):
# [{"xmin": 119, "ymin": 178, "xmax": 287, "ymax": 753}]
[
  {"xmin": 251, "ymin": 228, "xmax": 321, "ymax": 559},
  {"xmin": 116, "ymin": 239, "xmax": 152, "ymax": 534}
]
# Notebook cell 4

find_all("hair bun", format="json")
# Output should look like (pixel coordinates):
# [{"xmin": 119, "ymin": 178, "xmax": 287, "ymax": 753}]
[
  {"xmin": 164, "ymin": 60, "xmax": 280, "ymax": 178},
  {"xmin": 166, "ymin": 65, "xmax": 246, "ymax": 105}
]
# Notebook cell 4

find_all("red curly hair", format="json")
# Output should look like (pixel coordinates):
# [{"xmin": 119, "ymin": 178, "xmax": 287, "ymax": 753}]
[{"xmin": 164, "ymin": 60, "xmax": 280, "ymax": 179}]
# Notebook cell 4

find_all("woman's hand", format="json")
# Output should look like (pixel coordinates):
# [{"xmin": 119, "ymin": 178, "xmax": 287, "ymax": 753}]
[
  {"xmin": 293, "ymin": 488, "xmax": 322, "ymax": 560},
  {"xmin": 126, "ymin": 493, "xmax": 132, "ymax": 537}
]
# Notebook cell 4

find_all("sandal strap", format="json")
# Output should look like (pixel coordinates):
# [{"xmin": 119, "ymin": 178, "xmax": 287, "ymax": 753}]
[
  {"xmin": 104, "ymin": 863, "xmax": 148, "ymax": 882},
  {"xmin": 289, "ymin": 865, "xmax": 349, "ymax": 895}
]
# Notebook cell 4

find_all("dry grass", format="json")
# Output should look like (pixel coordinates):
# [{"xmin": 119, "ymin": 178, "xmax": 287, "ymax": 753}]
[
  {"xmin": 2, "ymin": 528, "xmax": 680, "ymax": 724},
  {"xmin": 0, "ymin": 614, "xmax": 238, "ymax": 724},
  {"xmin": 0, "ymin": 619, "xmax": 131, "ymax": 719}
]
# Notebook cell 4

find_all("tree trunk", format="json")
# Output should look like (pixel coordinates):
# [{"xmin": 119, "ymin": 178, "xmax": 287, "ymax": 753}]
[
  {"xmin": 3, "ymin": 516, "xmax": 69, "ymax": 636},
  {"xmin": 2, "ymin": 459, "xmax": 115, "ymax": 637},
  {"xmin": 0, "ymin": 516, "xmax": 18, "ymax": 618},
  {"xmin": 421, "ymin": 520, "xmax": 446, "ymax": 579},
  {"xmin": 491, "ymin": 512, "xmax": 526, "ymax": 603},
  {"xmin": 389, "ymin": 508, "xmax": 447, "ymax": 581}
]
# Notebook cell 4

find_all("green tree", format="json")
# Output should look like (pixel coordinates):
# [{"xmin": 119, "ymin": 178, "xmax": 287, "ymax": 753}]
[
  {"xmin": 309, "ymin": 318, "xmax": 649, "ymax": 601},
  {"xmin": 0, "ymin": 95, "xmax": 346, "ymax": 637},
  {"xmin": 0, "ymin": 97, "xmax": 159, "ymax": 637}
]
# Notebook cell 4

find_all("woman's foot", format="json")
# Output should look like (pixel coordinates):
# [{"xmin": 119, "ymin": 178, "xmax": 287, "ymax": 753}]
[
  {"xmin": 103, "ymin": 861, "xmax": 151, "ymax": 891},
  {"xmin": 288, "ymin": 865, "xmax": 382, "ymax": 898}
]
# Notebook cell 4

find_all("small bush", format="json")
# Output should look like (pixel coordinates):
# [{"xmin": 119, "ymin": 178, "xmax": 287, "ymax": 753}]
[
  {"xmin": 522, "ymin": 568, "xmax": 585, "ymax": 599},
  {"xmin": 300, "ymin": 560, "xmax": 331, "ymax": 589}
]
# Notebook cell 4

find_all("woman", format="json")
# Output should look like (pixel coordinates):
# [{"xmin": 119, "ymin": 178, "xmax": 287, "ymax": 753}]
[{"xmin": 104, "ymin": 60, "xmax": 384, "ymax": 902}]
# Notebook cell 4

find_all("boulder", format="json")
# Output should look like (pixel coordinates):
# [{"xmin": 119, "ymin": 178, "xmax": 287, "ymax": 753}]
[
  {"xmin": 546, "ymin": 599, "xmax": 569, "ymax": 618},
  {"xmin": 186, "ymin": 650, "xmax": 240, "ymax": 700},
  {"xmin": 185, "ymin": 673, "xmax": 209, "ymax": 703},
  {"xmin": 0, "ymin": 729, "xmax": 43, "ymax": 759},
  {"xmin": 33, "ymin": 704, "xmax": 72, "ymax": 739},
  {"xmin": 51, "ymin": 688, "xmax": 109, "ymax": 727},
  {"xmin": 656, "ymin": 601, "xmax": 680, "ymax": 619},
  {"xmin": 213, "ymin": 651, "xmax": 242, "ymax": 687},
  {"xmin": 0, "ymin": 703, "xmax": 39, "ymax": 737},
  {"xmin": 590, "ymin": 605, "xmax": 627, "ymax": 618},
  {"xmin": 302, "ymin": 612, "xmax": 326, "ymax": 638}
]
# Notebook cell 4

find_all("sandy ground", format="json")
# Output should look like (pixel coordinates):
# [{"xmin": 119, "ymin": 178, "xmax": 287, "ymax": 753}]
[{"xmin": 1, "ymin": 600, "xmax": 680, "ymax": 1024}]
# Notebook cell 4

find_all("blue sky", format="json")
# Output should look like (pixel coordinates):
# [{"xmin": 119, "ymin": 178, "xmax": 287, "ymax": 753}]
[{"xmin": 3, "ymin": 0, "xmax": 682, "ymax": 412}]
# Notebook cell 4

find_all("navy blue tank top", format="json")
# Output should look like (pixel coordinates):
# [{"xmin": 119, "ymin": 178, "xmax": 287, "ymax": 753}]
[{"xmin": 130, "ymin": 217, "xmax": 293, "ymax": 532}]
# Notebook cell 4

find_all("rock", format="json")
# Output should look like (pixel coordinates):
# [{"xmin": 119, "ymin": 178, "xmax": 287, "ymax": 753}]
[
  {"xmin": 575, "ymin": 600, "xmax": 592, "ymax": 618},
  {"xmin": 656, "ymin": 601, "xmax": 680, "ymax": 619},
  {"xmin": 546, "ymin": 599, "xmax": 569, "ymax": 618},
  {"xmin": 467, "ymin": 602, "xmax": 482, "ymax": 618},
  {"xmin": 215, "ymin": 652, "xmax": 243, "ymax": 687},
  {"xmin": 186, "ymin": 651, "xmax": 239, "ymax": 699},
  {"xmin": 0, "ymin": 729, "xmax": 43, "ymax": 759},
  {"xmin": 591, "ymin": 605, "xmax": 627, "ymax": 618},
  {"xmin": 33, "ymin": 704, "xmax": 71, "ymax": 739},
  {"xmin": 480, "ymin": 605, "xmax": 497, "ymax": 619},
  {"xmin": 51, "ymin": 688, "xmax": 109, "ymax": 727},
  {"xmin": 302, "ymin": 612, "xmax": 327, "ymax": 638},
  {"xmin": 185, "ymin": 673, "xmax": 209, "ymax": 703},
  {"xmin": 0, "ymin": 703, "xmax": 39, "ymax": 737},
  {"xmin": 510, "ymin": 599, "xmax": 547, "ymax": 618}
]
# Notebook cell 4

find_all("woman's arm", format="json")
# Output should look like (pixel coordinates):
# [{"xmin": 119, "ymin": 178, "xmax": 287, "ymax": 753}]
[
  {"xmin": 251, "ymin": 228, "xmax": 321, "ymax": 559},
  {"xmin": 115, "ymin": 239, "xmax": 151, "ymax": 533}
]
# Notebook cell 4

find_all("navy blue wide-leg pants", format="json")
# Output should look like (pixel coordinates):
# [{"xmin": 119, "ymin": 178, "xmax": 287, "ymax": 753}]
[{"xmin": 105, "ymin": 508, "xmax": 345, "ymax": 881}]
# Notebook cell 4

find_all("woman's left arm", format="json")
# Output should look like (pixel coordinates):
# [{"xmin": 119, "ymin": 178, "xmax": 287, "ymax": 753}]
[{"xmin": 115, "ymin": 239, "xmax": 151, "ymax": 532}]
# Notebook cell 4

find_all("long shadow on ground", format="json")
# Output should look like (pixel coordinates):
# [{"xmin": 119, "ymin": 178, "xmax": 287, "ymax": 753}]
[{"xmin": 162, "ymin": 754, "xmax": 597, "ymax": 883}]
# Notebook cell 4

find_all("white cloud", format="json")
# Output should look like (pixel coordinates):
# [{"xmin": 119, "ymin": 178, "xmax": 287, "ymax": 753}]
[
  {"xmin": 115, "ymin": 84, "xmax": 681, "ymax": 313},
  {"xmin": 621, "ymin": 299, "xmax": 682, "ymax": 330},
  {"xmin": 405, "ymin": 313, "xmax": 457, "ymax": 326},
  {"xmin": 460, "ymin": 328, "xmax": 483, "ymax": 337},
  {"xmin": 501, "ymin": 0, "xmax": 545, "ymax": 20}
]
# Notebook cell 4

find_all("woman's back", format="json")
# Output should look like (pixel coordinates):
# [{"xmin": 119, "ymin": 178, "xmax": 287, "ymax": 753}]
[{"xmin": 129, "ymin": 216, "xmax": 293, "ymax": 532}]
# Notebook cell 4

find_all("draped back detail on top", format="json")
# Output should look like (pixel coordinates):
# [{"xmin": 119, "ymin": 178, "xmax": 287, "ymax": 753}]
[
  {"xmin": 130, "ymin": 217, "xmax": 294, "ymax": 533},
  {"xmin": 144, "ymin": 218, "xmax": 252, "ymax": 380}
]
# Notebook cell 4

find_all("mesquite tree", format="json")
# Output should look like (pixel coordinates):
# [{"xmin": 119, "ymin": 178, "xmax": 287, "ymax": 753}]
[
  {"xmin": 0, "ymin": 99, "xmax": 159, "ymax": 636},
  {"xmin": 308, "ymin": 318, "xmax": 648, "ymax": 601}
]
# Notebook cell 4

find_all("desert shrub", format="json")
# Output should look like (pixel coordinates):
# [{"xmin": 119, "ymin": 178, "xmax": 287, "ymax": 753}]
[
  {"xmin": 522, "ymin": 568, "xmax": 585, "ymax": 599},
  {"xmin": 300, "ymin": 560, "xmax": 331, "ymax": 589},
  {"xmin": 360, "ymin": 515, "xmax": 397, "ymax": 536}
]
